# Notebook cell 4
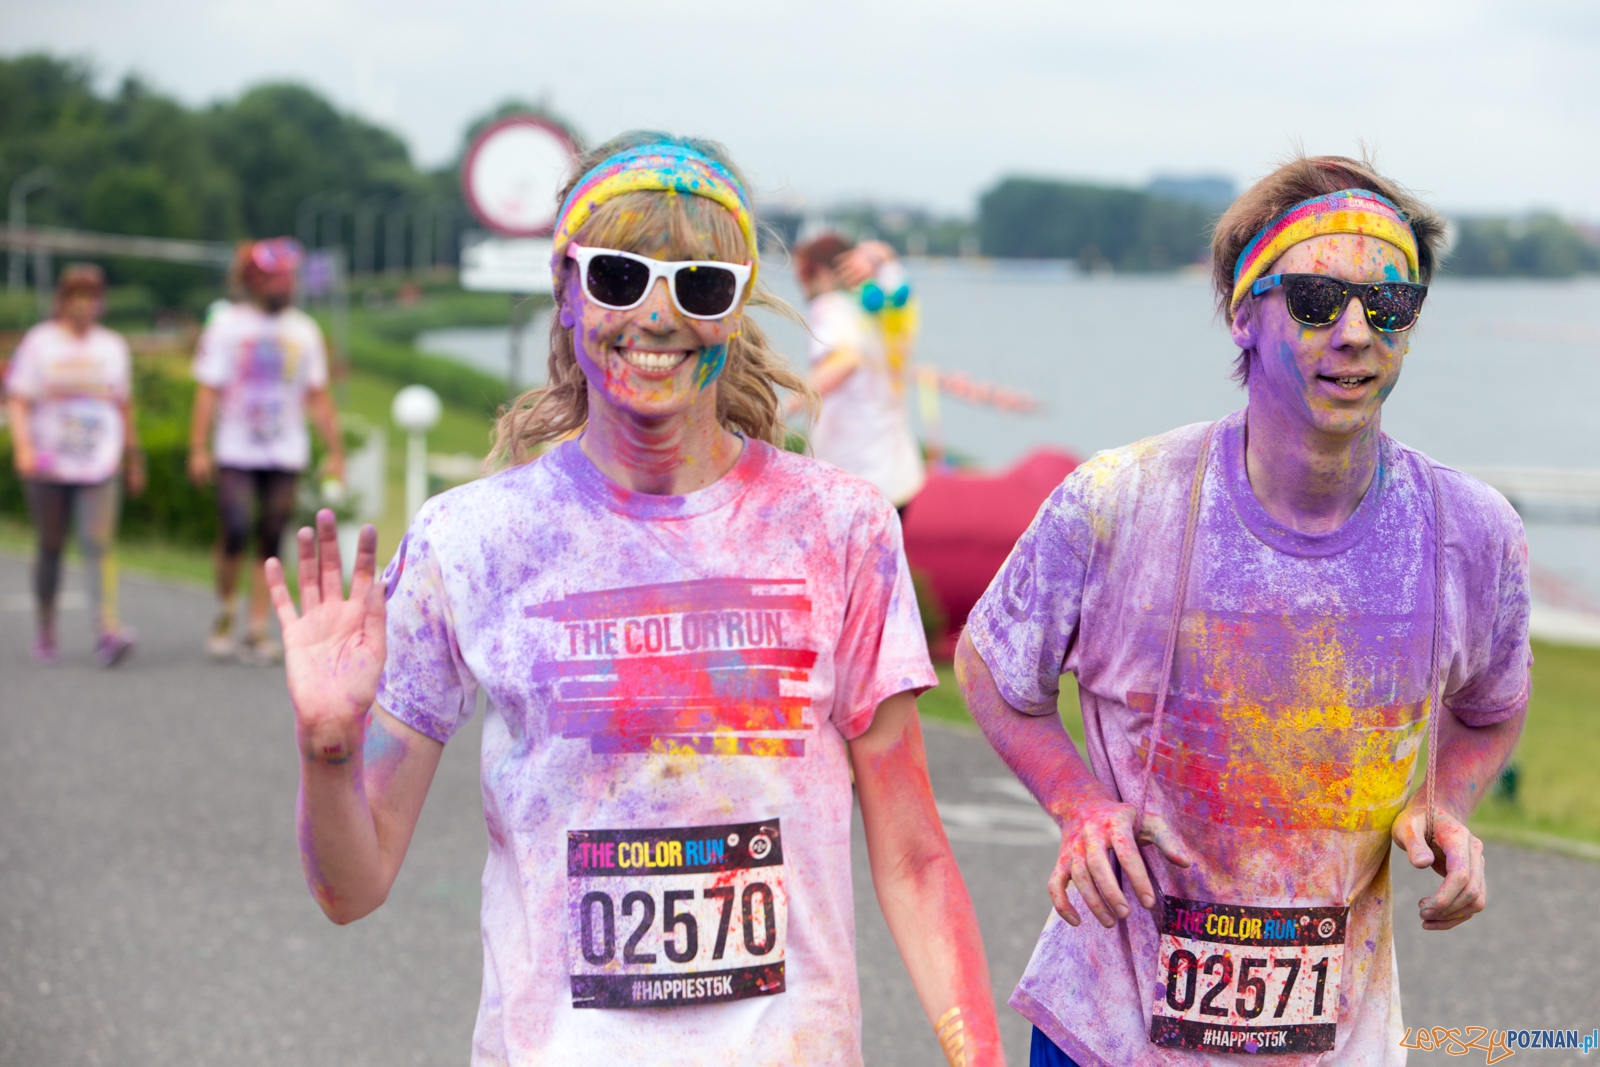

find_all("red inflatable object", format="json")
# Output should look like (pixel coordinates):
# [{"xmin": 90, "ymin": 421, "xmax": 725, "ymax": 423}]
[{"xmin": 902, "ymin": 448, "xmax": 1080, "ymax": 656}]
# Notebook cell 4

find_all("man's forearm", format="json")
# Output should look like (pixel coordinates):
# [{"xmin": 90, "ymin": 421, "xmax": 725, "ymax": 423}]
[
  {"xmin": 189, "ymin": 386, "xmax": 215, "ymax": 451},
  {"xmin": 955, "ymin": 631, "xmax": 1109, "ymax": 822},
  {"xmin": 1431, "ymin": 707, "xmax": 1525, "ymax": 821}
]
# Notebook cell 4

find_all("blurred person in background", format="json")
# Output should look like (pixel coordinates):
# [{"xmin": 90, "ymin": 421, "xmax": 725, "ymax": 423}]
[
  {"xmin": 792, "ymin": 234, "xmax": 926, "ymax": 512},
  {"xmin": 188, "ymin": 237, "xmax": 343, "ymax": 665},
  {"xmin": 266, "ymin": 133, "xmax": 1002, "ymax": 1067},
  {"xmin": 958, "ymin": 157, "xmax": 1530, "ymax": 1066},
  {"xmin": 5, "ymin": 263, "xmax": 144, "ymax": 666}
]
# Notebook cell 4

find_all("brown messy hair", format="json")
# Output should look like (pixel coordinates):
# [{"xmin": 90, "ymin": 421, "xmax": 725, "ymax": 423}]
[
  {"xmin": 1212, "ymin": 153, "xmax": 1447, "ymax": 382},
  {"xmin": 488, "ymin": 132, "xmax": 813, "ymax": 468},
  {"xmin": 791, "ymin": 232, "xmax": 853, "ymax": 288}
]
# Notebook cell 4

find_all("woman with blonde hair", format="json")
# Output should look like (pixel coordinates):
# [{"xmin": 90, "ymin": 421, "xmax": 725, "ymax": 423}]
[{"xmin": 267, "ymin": 132, "xmax": 1002, "ymax": 1066}]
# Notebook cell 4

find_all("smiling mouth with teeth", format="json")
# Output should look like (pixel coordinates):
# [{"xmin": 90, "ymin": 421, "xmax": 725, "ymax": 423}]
[
  {"xmin": 617, "ymin": 348, "xmax": 691, "ymax": 372},
  {"xmin": 1325, "ymin": 375, "xmax": 1372, "ymax": 388}
]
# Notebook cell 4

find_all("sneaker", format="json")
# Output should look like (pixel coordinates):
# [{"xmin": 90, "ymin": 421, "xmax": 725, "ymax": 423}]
[
  {"xmin": 238, "ymin": 632, "xmax": 283, "ymax": 666},
  {"xmin": 96, "ymin": 626, "xmax": 138, "ymax": 668},
  {"xmin": 30, "ymin": 635, "xmax": 59, "ymax": 666},
  {"xmin": 206, "ymin": 610, "xmax": 236, "ymax": 661}
]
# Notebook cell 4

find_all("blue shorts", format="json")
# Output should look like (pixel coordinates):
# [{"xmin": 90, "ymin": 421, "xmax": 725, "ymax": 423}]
[{"xmin": 1031, "ymin": 1027, "xmax": 1084, "ymax": 1067}]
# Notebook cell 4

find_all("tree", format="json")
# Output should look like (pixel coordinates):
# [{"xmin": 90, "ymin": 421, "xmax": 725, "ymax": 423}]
[{"xmin": 977, "ymin": 177, "xmax": 1214, "ymax": 269}]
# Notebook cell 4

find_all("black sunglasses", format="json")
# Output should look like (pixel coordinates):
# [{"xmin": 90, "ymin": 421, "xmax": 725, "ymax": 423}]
[{"xmin": 1250, "ymin": 273, "xmax": 1428, "ymax": 333}]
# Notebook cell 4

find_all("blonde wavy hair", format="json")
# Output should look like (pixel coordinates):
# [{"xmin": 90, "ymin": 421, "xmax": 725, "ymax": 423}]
[{"xmin": 488, "ymin": 132, "xmax": 813, "ymax": 468}]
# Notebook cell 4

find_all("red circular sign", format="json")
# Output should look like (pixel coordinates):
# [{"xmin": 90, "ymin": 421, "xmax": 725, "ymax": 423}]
[{"xmin": 460, "ymin": 115, "xmax": 579, "ymax": 238}]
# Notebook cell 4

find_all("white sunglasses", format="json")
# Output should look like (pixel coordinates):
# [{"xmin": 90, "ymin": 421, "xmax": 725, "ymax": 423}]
[{"xmin": 566, "ymin": 243, "xmax": 752, "ymax": 320}]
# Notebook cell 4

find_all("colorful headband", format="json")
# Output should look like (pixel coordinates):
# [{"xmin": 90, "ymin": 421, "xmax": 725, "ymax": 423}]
[
  {"xmin": 1231, "ymin": 189, "xmax": 1419, "ymax": 310},
  {"xmin": 550, "ymin": 140, "xmax": 759, "ymax": 290}
]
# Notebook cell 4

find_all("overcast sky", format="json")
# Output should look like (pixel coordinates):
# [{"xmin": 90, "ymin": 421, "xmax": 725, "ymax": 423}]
[{"xmin": 7, "ymin": 0, "xmax": 1597, "ymax": 218}]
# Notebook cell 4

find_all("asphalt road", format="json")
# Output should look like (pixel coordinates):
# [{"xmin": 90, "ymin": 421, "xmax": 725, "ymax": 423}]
[{"xmin": 3, "ymin": 553, "xmax": 1597, "ymax": 1066}]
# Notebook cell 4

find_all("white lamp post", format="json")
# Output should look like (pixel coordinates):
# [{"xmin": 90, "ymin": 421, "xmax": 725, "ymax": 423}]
[{"xmin": 391, "ymin": 384, "xmax": 441, "ymax": 523}]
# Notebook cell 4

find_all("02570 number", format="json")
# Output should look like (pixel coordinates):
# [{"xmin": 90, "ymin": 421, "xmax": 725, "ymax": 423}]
[
  {"xmin": 578, "ymin": 883, "xmax": 778, "ymax": 967},
  {"xmin": 1164, "ymin": 949, "xmax": 1331, "ymax": 1022}
]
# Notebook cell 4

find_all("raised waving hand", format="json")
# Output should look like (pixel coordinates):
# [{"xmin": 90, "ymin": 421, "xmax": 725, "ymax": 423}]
[{"xmin": 264, "ymin": 509, "xmax": 386, "ymax": 760}]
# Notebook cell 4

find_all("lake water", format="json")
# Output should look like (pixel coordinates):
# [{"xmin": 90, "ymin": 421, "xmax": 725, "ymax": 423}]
[{"xmin": 418, "ymin": 265, "xmax": 1600, "ymax": 604}]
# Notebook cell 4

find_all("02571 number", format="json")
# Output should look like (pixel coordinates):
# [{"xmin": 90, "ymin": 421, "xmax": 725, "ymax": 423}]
[
  {"xmin": 579, "ymin": 883, "xmax": 778, "ymax": 967},
  {"xmin": 1164, "ymin": 948, "xmax": 1330, "ymax": 1024}
]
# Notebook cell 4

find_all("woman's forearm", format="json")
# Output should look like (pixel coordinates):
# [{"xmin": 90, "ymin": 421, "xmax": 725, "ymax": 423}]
[
  {"xmin": 7, "ymin": 397, "xmax": 34, "ymax": 465},
  {"xmin": 298, "ymin": 715, "xmax": 387, "ymax": 923},
  {"xmin": 297, "ymin": 706, "xmax": 442, "ymax": 923},
  {"xmin": 852, "ymin": 692, "xmax": 1003, "ymax": 1066},
  {"xmin": 811, "ymin": 348, "xmax": 862, "ymax": 397}
]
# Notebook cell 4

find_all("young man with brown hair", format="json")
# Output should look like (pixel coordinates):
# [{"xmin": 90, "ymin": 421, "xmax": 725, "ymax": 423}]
[{"xmin": 958, "ymin": 156, "xmax": 1529, "ymax": 1066}]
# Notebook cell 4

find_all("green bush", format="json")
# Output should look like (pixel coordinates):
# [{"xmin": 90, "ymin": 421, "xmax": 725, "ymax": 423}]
[{"xmin": 344, "ymin": 327, "xmax": 507, "ymax": 416}]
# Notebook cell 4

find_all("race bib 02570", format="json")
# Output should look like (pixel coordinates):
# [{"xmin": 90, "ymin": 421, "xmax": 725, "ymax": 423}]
[
  {"xmin": 567, "ymin": 819, "xmax": 786, "ymax": 1010},
  {"xmin": 1149, "ymin": 896, "xmax": 1347, "ymax": 1054}
]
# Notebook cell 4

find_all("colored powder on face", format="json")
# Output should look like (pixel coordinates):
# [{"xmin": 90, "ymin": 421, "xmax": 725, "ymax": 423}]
[
  {"xmin": 1231, "ymin": 190, "xmax": 1419, "ymax": 309},
  {"xmin": 696, "ymin": 343, "xmax": 728, "ymax": 388}
]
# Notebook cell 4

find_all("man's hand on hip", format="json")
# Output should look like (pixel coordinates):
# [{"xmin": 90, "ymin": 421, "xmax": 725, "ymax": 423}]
[
  {"xmin": 1049, "ymin": 800, "xmax": 1191, "ymax": 929},
  {"xmin": 1393, "ymin": 801, "xmax": 1487, "ymax": 931}
]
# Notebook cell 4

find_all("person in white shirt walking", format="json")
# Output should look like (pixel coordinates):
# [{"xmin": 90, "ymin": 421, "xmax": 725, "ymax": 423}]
[
  {"xmin": 5, "ymin": 263, "xmax": 145, "ymax": 666},
  {"xmin": 792, "ymin": 234, "xmax": 926, "ymax": 512},
  {"xmin": 188, "ymin": 238, "xmax": 343, "ymax": 664}
]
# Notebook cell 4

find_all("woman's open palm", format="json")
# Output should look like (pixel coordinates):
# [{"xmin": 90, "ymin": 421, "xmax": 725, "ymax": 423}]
[{"xmin": 265, "ymin": 511, "xmax": 386, "ymax": 751}]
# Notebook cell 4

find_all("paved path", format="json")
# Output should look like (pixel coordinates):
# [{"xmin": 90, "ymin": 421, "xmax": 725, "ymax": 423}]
[{"xmin": 2, "ymin": 554, "xmax": 1597, "ymax": 1066}]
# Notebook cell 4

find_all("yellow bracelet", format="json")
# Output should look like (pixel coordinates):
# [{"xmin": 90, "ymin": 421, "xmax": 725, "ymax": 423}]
[{"xmin": 935, "ymin": 1006, "xmax": 968, "ymax": 1067}]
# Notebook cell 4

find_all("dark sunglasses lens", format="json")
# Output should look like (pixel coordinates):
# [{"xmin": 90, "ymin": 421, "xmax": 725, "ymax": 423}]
[
  {"xmin": 674, "ymin": 264, "xmax": 738, "ymax": 317},
  {"xmin": 1283, "ymin": 276, "xmax": 1349, "ymax": 325},
  {"xmin": 586, "ymin": 255, "xmax": 651, "ymax": 308},
  {"xmin": 1363, "ymin": 284, "xmax": 1424, "ymax": 332}
]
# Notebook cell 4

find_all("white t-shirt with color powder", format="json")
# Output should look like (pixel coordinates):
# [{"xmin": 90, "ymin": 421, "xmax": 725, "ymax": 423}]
[
  {"xmin": 376, "ymin": 437, "xmax": 937, "ymax": 1066},
  {"xmin": 966, "ymin": 410, "xmax": 1531, "ymax": 1067},
  {"xmin": 192, "ymin": 303, "xmax": 328, "ymax": 471},
  {"xmin": 4, "ymin": 320, "xmax": 131, "ymax": 484},
  {"xmin": 807, "ymin": 288, "xmax": 926, "ymax": 507}
]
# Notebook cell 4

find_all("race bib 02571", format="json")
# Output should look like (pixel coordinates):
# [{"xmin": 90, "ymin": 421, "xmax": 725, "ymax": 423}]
[
  {"xmin": 567, "ymin": 819, "xmax": 786, "ymax": 1010},
  {"xmin": 1149, "ymin": 896, "xmax": 1347, "ymax": 1054}
]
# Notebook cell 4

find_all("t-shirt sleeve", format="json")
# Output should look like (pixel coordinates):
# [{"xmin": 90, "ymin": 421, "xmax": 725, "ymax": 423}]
[
  {"xmin": 964, "ymin": 477, "xmax": 1094, "ymax": 715},
  {"xmin": 1443, "ymin": 484, "xmax": 1532, "ymax": 727},
  {"xmin": 4, "ymin": 327, "xmax": 43, "ymax": 398},
  {"xmin": 830, "ymin": 494, "xmax": 938, "ymax": 740},
  {"xmin": 807, "ymin": 296, "xmax": 864, "ymax": 365},
  {"xmin": 191, "ymin": 319, "xmax": 231, "ymax": 388},
  {"xmin": 374, "ymin": 505, "xmax": 479, "ymax": 743}
]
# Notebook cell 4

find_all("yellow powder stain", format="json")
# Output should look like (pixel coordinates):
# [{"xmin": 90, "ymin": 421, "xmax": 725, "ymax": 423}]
[{"xmin": 1159, "ymin": 611, "xmax": 1429, "ymax": 832}]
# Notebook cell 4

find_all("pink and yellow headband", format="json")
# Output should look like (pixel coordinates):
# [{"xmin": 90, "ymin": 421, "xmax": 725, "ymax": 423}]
[
  {"xmin": 1231, "ymin": 189, "xmax": 1419, "ymax": 311},
  {"xmin": 550, "ymin": 140, "xmax": 759, "ymax": 289}
]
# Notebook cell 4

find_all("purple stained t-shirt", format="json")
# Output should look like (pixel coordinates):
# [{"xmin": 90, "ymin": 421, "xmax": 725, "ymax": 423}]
[
  {"xmin": 376, "ymin": 437, "xmax": 935, "ymax": 1066},
  {"xmin": 966, "ymin": 410, "xmax": 1530, "ymax": 1067}
]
